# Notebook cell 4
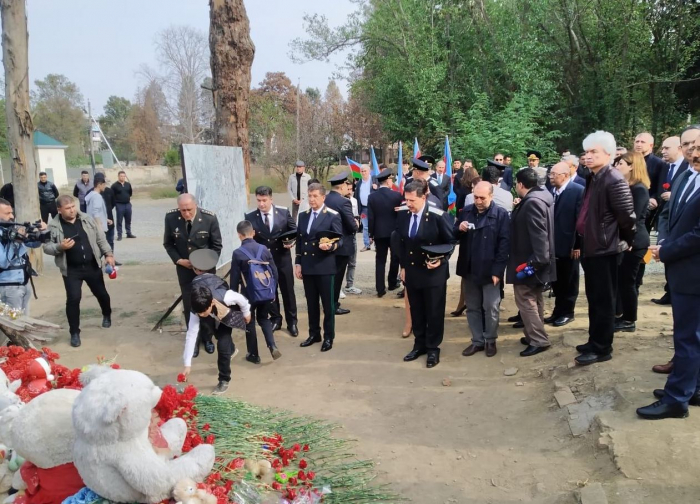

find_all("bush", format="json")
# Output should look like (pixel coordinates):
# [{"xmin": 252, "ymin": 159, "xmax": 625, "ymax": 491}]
[
  {"xmin": 164, "ymin": 148, "xmax": 181, "ymax": 167},
  {"xmin": 150, "ymin": 187, "xmax": 180, "ymax": 199}
]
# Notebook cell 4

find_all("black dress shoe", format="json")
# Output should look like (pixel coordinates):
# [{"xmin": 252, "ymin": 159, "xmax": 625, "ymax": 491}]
[
  {"xmin": 388, "ymin": 284, "xmax": 400, "ymax": 291},
  {"xmin": 126, "ymin": 234, "xmax": 137, "ymax": 238},
  {"xmin": 450, "ymin": 307, "xmax": 466, "ymax": 317},
  {"xmin": 426, "ymin": 353, "xmax": 440, "ymax": 368},
  {"xmin": 102, "ymin": 316, "xmax": 111, "ymax": 328},
  {"xmin": 377, "ymin": 291, "xmax": 386, "ymax": 298},
  {"xmin": 114, "ymin": 261, "xmax": 123, "ymax": 266},
  {"xmin": 520, "ymin": 345, "xmax": 550, "ymax": 357},
  {"xmin": 512, "ymin": 321, "xmax": 525, "ymax": 329},
  {"xmin": 192, "ymin": 343, "xmax": 200, "ymax": 358},
  {"xmin": 70, "ymin": 333, "xmax": 81, "ymax": 347},
  {"xmin": 403, "ymin": 348, "xmax": 427, "ymax": 362},
  {"xmin": 651, "ymin": 293, "xmax": 671, "ymax": 305},
  {"xmin": 575, "ymin": 352, "xmax": 612, "ymax": 366},
  {"xmin": 520, "ymin": 337, "xmax": 529, "ymax": 346},
  {"xmin": 575, "ymin": 342, "xmax": 593, "ymax": 353},
  {"xmin": 543, "ymin": 315, "xmax": 557, "ymax": 324},
  {"xmin": 553, "ymin": 316, "xmax": 575, "ymax": 327},
  {"xmin": 485, "ymin": 341, "xmax": 497, "ymax": 357},
  {"xmin": 636, "ymin": 400, "xmax": 688, "ymax": 420},
  {"xmin": 287, "ymin": 324, "xmax": 299, "ymax": 337},
  {"xmin": 204, "ymin": 340, "xmax": 215, "ymax": 354},
  {"xmin": 396, "ymin": 289, "xmax": 405, "ymax": 297},
  {"xmin": 335, "ymin": 307, "xmax": 350, "ymax": 315},
  {"xmin": 300, "ymin": 336, "xmax": 322, "ymax": 347},
  {"xmin": 117, "ymin": 235, "xmax": 123, "ymax": 241},
  {"xmin": 245, "ymin": 353, "xmax": 261, "ymax": 364},
  {"xmin": 614, "ymin": 320, "xmax": 636, "ymax": 332},
  {"xmin": 271, "ymin": 320, "xmax": 282, "ymax": 331},
  {"xmin": 462, "ymin": 344, "xmax": 484, "ymax": 356},
  {"xmin": 654, "ymin": 389, "xmax": 700, "ymax": 406},
  {"xmin": 507, "ymin": 314, "xmax": 522, "ymax": 323},
  {"xmin": 321, "ymin": 340, "xmax": 333, "ymax": 352}
]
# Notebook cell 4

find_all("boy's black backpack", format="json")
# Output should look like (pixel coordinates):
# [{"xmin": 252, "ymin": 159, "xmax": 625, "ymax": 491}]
[{"xmin": 238, "ymin": 246, "xmax": 276, "ymax": 304}]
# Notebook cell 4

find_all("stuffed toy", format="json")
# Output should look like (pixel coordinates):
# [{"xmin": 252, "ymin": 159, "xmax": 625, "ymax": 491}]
[
  {"xmin": 71, "ymin": 369, "xmax": 214, "ymax": 504},
  {"xmin": 172, "ymin": 478, "xmax": 216, "ymax": 504}
]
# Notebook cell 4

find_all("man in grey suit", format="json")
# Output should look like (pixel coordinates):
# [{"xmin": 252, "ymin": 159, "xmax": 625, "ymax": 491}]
[{"xmin": 431, "ymin": 160, "xmax": 452, "ymax": 211}]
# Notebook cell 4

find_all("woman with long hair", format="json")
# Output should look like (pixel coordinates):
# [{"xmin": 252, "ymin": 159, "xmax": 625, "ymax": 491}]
[{"xmin": 613, "ymin": 151, "xmax": 650, "ymax": 332}]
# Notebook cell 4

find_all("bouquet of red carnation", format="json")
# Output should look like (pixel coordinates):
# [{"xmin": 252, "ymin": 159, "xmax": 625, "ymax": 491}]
[{"xmin": 662, "ymin": 182, "xmax": 671, "ymax": 191}]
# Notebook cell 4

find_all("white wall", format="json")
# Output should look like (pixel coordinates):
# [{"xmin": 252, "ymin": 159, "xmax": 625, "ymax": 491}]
[{"xmin": 36, "ymin": 148, "xmax": 68, "ymax": 187}]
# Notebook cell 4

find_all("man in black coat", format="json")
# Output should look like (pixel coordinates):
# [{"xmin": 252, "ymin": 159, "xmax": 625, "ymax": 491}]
[
  {"xmin": 634, "ymin": 132, "xmax": 665, "ymax": 229},
  {"xmin": 111, "ymin": 170, "xmax": 136, "ymax": 240},
  {"xmin": 430, "ymin": 159, "xmax": 452, "ymax": 211},
  {"xmin": 38, "ymin": 172, "xmax": 59, "ymax": 223},
  {"xmin": 245, "ymin": 185, "xmax": 298, "ymax": 336},
  {"xmin": 295, "ymin": 183, "xmax": 343, "ymax": 352},
  {"xmin": 507, "ymin": 168, "xmax": 556, "ymax": 357},
  {"xmin": 408, "ymin": 158, "xmax": 444, "ymax": 209},
  {"xmin": 546, "ymin": 162, "xmax": 584, "ymax": 327},
  {"xmin": 638, "ymin": 139, "xmax": 700, "ymax": 420},
  {"xmin": 324, "ymin": 172, "xmax": 358, "ymax": 315},
  {"xmin": 367, "ymin": 168, "xmax": 402, "ymax": 297}
]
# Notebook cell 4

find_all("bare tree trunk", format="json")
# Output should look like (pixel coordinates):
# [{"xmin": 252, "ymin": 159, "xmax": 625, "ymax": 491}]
[{"xmin": 209, "ymin": 0, "xmax": 255, "ymax": 191}]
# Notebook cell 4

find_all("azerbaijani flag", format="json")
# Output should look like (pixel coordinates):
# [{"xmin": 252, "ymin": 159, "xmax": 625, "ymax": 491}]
[
  {"xmin": 370, "ymin": 145, "xmax": 380, "ymax": 177},
  {"xmin": 346, "ymin": 157, "xmax": 362, "ymax": 179},
  {"xmin": 394, "ymin": 141, "xmax": 403, "ymax": 192},
  {"xmin": 444, "ymin": 135, "xmax": 457, "ymax": 215},
  {"xmin": 413, "ymin": 138, "xmax": 421, "ymax": 159}
]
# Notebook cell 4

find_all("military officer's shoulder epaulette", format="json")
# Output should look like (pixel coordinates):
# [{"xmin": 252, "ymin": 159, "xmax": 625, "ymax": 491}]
[
  {"xmin": 397, "ymin": 205, "xmax": 409, "ymax": 212},
  {"xmin": 324, "ymin": 207, "xmax": 339, "ymax": 215},
  {"xmin": 200, "ymin": 208, "xmax": 216, "ymax": 216},
  {"xmin": 275, "ymin": 205, "xmax": 288, "ymax": 211},
  {"xmin": 428, "ymin": 206, "xmax": 445, "ymax": 216},
  {"xmin": 167, "ymin": 208, "xmax": 179, "ymax": 214}
]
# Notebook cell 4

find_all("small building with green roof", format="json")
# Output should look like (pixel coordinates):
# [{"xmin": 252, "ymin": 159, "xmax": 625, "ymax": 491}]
[{"xmin": 33, "ymin": 131, "xmax": 68, "ymax": 187}]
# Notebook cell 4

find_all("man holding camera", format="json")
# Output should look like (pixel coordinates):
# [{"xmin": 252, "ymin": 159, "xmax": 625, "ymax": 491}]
[{"xmin": 0, "ymin": 198, "xmax": 50, "ymax": 315}]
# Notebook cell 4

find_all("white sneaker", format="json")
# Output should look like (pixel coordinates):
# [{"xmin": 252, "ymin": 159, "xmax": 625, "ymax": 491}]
[
  {"xmin": 339, "ymin": 290, "xmax": 346, "ymax": 299},
  {"xmin": 345, "ymin": 286, "xmax": 362, "ymax": 295}
]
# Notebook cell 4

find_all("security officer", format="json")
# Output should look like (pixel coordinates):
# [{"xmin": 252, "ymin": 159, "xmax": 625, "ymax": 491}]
[
  {"xmin": 406, "ymin": 157, "xmax": 444, "ymax": 209},
  {"xmin": 245, "ymin": 185, "xmax": 298, "ymax": 336},
  {"xmin": 368, "ymin": 168, "xmax": 402, "ymax": 297},
  {"xmin": 323, "ymin": 172, "xmax": 357, "ymax": 315},
  {"xmin": 163, "ymin": 193, "xmax": 222, "ymax": 355},
  {"xmin": 295, "ymin": 182, "xmax": 343, "ymax": 352},
  {"xmin": 396, "ymin": 178, "xmax": 455, "ymax": 368}
]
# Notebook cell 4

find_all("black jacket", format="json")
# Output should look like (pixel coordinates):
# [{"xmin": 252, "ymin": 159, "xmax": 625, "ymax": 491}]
[
  {"xmin": 645, "ymin": 153, "xmax": 666, "ymax": 201},
  {"xmin": 430, "ymin": 172, "xmax": 452, "ymax": 210},
  {"xmin": 630, "ymin": 182, "xmax": 650, "ymax": 250},
  {"xmin": 367, "ymin": 187, "xmax": 402, "ymax": 240},
  {"xmin": 658, "ymin": 163, "xmax": 692, "ymax": 242},
  {"xmin": 553, "ymin": 181, "xmax": 584, "ymax": 258},
  {"xmin": 454, "ymin": 202, "xmax": 510, "ymax": 285},
  {"xmin": 295, "ymin": 206, "xmax": 343, "ymax": 276},
  {"xmin": 38, "ymin": 181, "xmax": 59, "ymax": 204},
  {"xmin": 102, "ymin": 187, "xmax": 115, "ymax": 221},
  {"xmin": 323, "ymin": 191, "xmax": 357, "ymax": 257},
  {"xmin": 245, "ymin": 205, "xmax": 296, "ymax": 260},
  {"xmin": 111, "ymin": 181, "xmax": 133, "ymax": 204}
]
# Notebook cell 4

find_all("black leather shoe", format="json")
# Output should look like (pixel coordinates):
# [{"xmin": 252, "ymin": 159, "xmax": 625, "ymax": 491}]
[
  {"xmin": 335, "ymin": 307, "xmax": 350, "ymax": 315},
  {"xmin": 245, "ymin": 353, "xmax": 261, "ymax": 364},
  {"xmin": 426, "ymin": 352, "xmax": 440, "ymax": 368},
  {"xmin": 575, "ymin": 342, "xmax": 593, "ymax": 353},
  {"xmin": 651, "ymin": 293, "xmax": 671, "ymax": 305},
  {"xmin": 614, "ymin": 320, "xmax": 636, "ymax": 332},
  {"xmin": 396, "ymin": 289, "xmax": 405, "ymax": 298},
  {"xmin": 553, "ymin": 316, "xmax": 575, "ymax": 327},
  {"xmin": 271, "ymin": 320, "xmax": 282, "ymax": 331},
  {"xmin": 575, "ymin": 352, "xmax": 612, "ymax": 366},
  {"xmin": 653, "ymin": 389, "xmax": 700, "ymax": 406},
  {"xmin": 321, "ymin": 340, "xmax": 333, "ymax": 352},
  {"xmin": 126, "ymin": 234, "xmax": 137, "ymax": 238},
  {"xmin": 287, "ymin": 324, "xmax": 299, "ymax": 337},
  {"xmin": 462, "ymin": 344, "xmax": 484, "ymax": 356},
  {"xmin": 388, "ymin": 284, "xmax": 400, "ymax": 291},
  {"xmin": 512, "ymin": 321, "xmax": 525, "ymax": 329},
  {"xmin": 520, "ymin": 345, "xmax": 550, "ymax": 357},
  {"xmin": 450, "ymin": 307, "xmax": 466, "ymax": 317},
  {"xmin": 117, "ymin": 235, "xmax": 122, "ymax": 241},
  {"xmin": 377, "ymin": 291, "xmax": 386, "ymax": 298},
  {"xmin": 204, "ymin": 340, "xmax": 215, "ymax": 354},
  {"xmin": 636, "ymin": 400, "xmax": 688, "ymax": 420},
  {"xmin": 520, "ymin": 337, "xmax": 529, "ymax": 346},
  {"xmin": 70, "ymin": 333, "xmax": 81, "ymax": 347},
  {"xmin": 403, "ymin": 349, "xmax": 427, "ymax": 362},
  {"xmin": 192, "ymin": 343, "xmax": 200, "ymax": 359},
  {"xmin": 300, "ymin": 336, "xmax": 322, "ymax": 347},
  {"xmin": 485, "ymin": 341, "xmax": 497, "ymax": 357},
  {"xmin": 507, "ymin": 314, "xmax": 522, "ymax": 323},
  {"xmin": 543, "ymin": 315, "xmax": 557, "ymax": 324},
  {"xmin": 102, "ymin": 316, "xmax": 111, "ymax": 328}
]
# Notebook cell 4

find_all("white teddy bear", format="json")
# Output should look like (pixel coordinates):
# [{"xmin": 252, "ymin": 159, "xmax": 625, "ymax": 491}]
[{"xmin": 71, "ymin": 368, "xmax": 215, "ymax": 504}]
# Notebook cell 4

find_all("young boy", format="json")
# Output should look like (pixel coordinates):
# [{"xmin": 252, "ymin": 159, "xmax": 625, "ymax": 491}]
[
  {"xmin": 230, "ymin": 220, "xmax": 281, "ymax": 364},
  {"xmin": 182, "ymin": 249, "xmax": 251, "ymax": 395}
]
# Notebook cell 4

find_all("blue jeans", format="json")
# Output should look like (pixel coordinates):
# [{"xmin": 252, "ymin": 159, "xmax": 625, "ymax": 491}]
[
  {"xmin": 360, "ymin": 205, "xmax": 370, "ymax": 248},
  {"xmin": 115, "ymin": 202, "xmax": 132, "ymax": 237}
]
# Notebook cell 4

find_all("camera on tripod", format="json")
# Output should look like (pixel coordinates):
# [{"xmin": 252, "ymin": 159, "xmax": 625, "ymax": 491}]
[{"xmin": 0, "ymin": 220, "xmax": 43, "ymax": 243}]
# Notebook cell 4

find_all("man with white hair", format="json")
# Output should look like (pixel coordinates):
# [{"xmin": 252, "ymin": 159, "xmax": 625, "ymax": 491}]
[
  {"xmin": 563, "ymin": 155, "xmax": 586, "ymax": 188},
  {"xmin": 574, "ymin": 131, "xmax": 635, "ymax": 366}
]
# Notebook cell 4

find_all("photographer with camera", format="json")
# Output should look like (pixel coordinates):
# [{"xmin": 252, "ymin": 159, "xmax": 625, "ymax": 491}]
[{"xmin": 0, "ymin": 198, "xmax": 50, "ymax": 315}]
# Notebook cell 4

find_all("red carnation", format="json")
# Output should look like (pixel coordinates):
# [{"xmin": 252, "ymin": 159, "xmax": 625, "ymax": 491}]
[
  {"xmin": 298, "ymin": 459, "xmax": 308, "ymax": 469},
  {"xmin": 110, "ymin": 364, "xmax": 121, "ymax": 369},
  {"xmin": 298, "ymin": 471, "xmax": 307, "ymax": 481},
  {"xmin": 271, "ymin": 482, "xmax": 282, "ymax": 491},
  {"xmin": 307, "ymin": 471, "xmax": 315, "ymax": 480},
  {"xmin": 663, "ymin": 182, "xmax": 671, "ymax": 190},
  {"xmin": 177, "ymin": 373, "xmax": 187, "ymax": 383},
  {"xmin": 289, "ymin": 477, "xmax": 298, "ymax": 486},
  {"xmin": 292, "ymin": 443, "xmax": 301, "ymax": 452},
  {"xmin": 202, "ymin": 423, "xmax": 210, "ymax": 431},
  {"xmin": 303, "ymin": 444, "xmax": 309, "ymax": 452},
  {"xmin": 205, "ymin": 435, "xmax": 215, "ymax": 444}
]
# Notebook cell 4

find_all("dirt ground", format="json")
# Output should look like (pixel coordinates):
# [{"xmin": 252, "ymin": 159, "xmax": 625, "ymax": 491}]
[{"xmin": 27, "ymin": 198, "xmax": 700, "ymax": 504}]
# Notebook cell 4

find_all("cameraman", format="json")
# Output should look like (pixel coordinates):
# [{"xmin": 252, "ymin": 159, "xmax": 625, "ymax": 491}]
[{"xmin": 0, "ymin": 198, "xmax": 49, "ymax": 315}]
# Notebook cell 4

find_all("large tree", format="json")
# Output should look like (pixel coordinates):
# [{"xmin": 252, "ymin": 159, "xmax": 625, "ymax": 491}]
[
  {"xmin": 98, "ymin": 95, "xmax": 133, "ymax": 163},
  {"xmin": 32, "ymin": 74, "xmax": 85, "ymax": 158},
  {"xmin": 129, "ymin": 81, "xmax": 166, "ymax": 165}
]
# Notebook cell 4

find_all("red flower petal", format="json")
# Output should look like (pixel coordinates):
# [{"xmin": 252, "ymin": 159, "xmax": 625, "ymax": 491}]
[{"xmin": 298, "ymin": 459, "xmax": 308, "ymax": 469}]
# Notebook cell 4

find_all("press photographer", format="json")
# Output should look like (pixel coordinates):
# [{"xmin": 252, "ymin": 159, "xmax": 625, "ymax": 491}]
[{"xmin": 0, "ymin": 198, "xmax": 50, "ymax": 315}]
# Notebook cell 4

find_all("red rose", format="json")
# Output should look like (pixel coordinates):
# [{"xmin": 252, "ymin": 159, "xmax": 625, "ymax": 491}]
[
  {"xmin": 298, "ymin": 459, "xmax": 308, "ymax": 469},
  {"xmin": 663, "ymin": 182, "xmax": 671, "ymax": 190}
]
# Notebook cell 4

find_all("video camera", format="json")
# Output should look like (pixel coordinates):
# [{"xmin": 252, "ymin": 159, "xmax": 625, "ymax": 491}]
[{"xmin": 0, "ymin": 220, "xmax": 44, "ymax": 244}]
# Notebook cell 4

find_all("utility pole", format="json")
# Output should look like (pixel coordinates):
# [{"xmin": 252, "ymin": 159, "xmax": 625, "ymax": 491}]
[
  {"xmin": 87, "ymin": 100, "xmax": 96, "ymax": 176},
  {"xmin": 296, "ymin": 79, "xmax": 300, "ymax": 160}
]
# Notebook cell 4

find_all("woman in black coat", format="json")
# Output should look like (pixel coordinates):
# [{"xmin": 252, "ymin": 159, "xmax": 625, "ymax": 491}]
[{"xmin": 613, "ymin": 152, "xmax": 650, "ymax": 332}]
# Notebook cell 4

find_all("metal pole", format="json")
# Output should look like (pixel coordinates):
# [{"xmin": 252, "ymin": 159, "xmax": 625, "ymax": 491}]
[
  {"xmin": 87, "ymin": 100, "xmax": 96, "ymax": 177},
  {"xmin": 296, "ymin": 79, "xmax": 300, "ymax": 160}
]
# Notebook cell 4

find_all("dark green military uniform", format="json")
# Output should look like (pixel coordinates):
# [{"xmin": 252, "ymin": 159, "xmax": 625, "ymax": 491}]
[{"xmin": 163, "ymin": 207, "xmax": 222, "ymax": 324}]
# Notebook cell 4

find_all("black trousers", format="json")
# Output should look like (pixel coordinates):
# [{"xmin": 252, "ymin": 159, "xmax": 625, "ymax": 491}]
[
  {"xmin": 245, "ymin": 301, "xmax": 276, "ymax": 357},
  {"xmin": 406, "ymin": 282, "xmax": 447, "ymax": 353},
  {"xmin": 63, "ymin": 263, "xmax": 111, "ymax": 334},
  {"xmin": 333, "ymin": 255, "xmax": 350, "ymax": 305},
  {"xmin": 105, "ymin": 224, "xmax": 115, "ymax": 252},
  {"xmin": 115, "ymin": 202, "xmax": 133, "ymax": 237},
  {"xmin": 374, "ymin": 237, "xmax": 400, "ymax": 294},
  {"xmin": 303, "ymin": 274, "xmax": 335, "ymax": 341},
  {"xmin": 199, "ymin": 317, "xmax": 234, "ymax": 383},
  {"xmin": 581, "ymin": 254, "xmax": 620, "ymax": 354},
  {"xmin": 616, "ymin": 248, "xmax": 646, "ymax": 322},
  {"xmin": 551, "ymin": 257, "xmax": 579, "ymax": 318},
  {"xmin": 40, "ymin": 202, "xmax": 57, "ymax": 223},
  {"xmin": 269, "ymin": 256, "xmax": 298, "ymax": 326}
]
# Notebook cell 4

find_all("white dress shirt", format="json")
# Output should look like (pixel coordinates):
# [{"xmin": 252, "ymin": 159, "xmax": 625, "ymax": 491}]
[
  {"xmin": 667, "ymin": 156, "xmax": 684, "ymax": 183},
  {"xmin": 408, "ymin": 208, "xmax": 424, "ymax": 237},
  {"xmin": 307, "ymin": 205, "xmax": 324, "ymax": 234},
  {"xmin": 261, "ymin": 206, "xmax": 274, "ymax": 233}
]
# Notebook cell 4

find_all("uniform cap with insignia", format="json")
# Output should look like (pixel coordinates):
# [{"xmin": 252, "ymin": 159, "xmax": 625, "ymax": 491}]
[
  {"xmin": 418, "ymin": 154, "xmax": 436, "ymax": 165},
  {"xmin": 189, "ymin": 249, "xmax": 219, "ymax": 271},
  {"xmin": 278, "ymin": 229, "xmax": 297, "ymax": 246},
  {"xmin": 295, "ymin": 160, "xmax": 306, "ymax": 167},
  {"xmin": 421, "ymin": 243, "xmax": 454, "ymax": 260},
  {"xmin": 486, "ymin": 159, "xmax": 507, "ymax": 169},
  {"xmin": 411, "ymin": 157, "xmax": 431, "ymax": 171},
  {"xmin": 328, "ymin": 172, "xmax": 350, "ymax": 186},
  {"xmin": 526, "ymin": 150, "xmax": 542, "ymax": 160},
  {"xmin": 315, "ymin": 230, "xmax": 342, "ymax": 241},
  {"xmin": 376, "ymin": 168, "xmax": 393, "ymax": 182}
]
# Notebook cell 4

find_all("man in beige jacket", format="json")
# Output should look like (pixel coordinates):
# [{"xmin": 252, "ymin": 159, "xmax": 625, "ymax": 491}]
[{"xmin": 287, "ymin": 160, "xmax": 311, "ymax": 221}]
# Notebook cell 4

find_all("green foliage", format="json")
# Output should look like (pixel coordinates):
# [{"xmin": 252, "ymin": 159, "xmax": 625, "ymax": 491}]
[
  {"xmin": 32, "ymin": 74, "xmax": 86, "ymax": 154},
  {"xmin": 98, "ymin": 96, "xmax": 134, "ymax": 162},
  {"xmin": 66, "ymin": 152, "xmax": 102, "ymax": 168},
  {"xmin": 163, "ymin": 147, "xmax": 181, "ymax": 167},
  {"xmin": 149, "ymin": 187, "xmax": 180, "ymax": 200}
]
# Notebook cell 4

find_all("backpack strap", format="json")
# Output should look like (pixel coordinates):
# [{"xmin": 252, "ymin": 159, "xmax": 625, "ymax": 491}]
[{"xmin": 238, "ymin": 246, "xmax": 255, "ymax": 261}]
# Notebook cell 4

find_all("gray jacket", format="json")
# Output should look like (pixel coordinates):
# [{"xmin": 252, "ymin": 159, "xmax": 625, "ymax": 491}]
[{"xmin": 43, "ymin": 212, "xmax": 112, "ymax": 276}]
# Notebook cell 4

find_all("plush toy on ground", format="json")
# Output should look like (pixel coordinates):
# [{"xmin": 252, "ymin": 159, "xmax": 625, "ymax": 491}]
[{"xmin": 172, "ymin": 478, "xmax": 217, "ymax": 504}]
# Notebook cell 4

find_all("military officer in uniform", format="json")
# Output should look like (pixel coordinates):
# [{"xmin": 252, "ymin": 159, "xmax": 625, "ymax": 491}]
[
  {"xmin": 406, "ymin": 157, "xmax": 444, "ymax": 209},
  {"xmin": 323, "ymin": 172, "xmax": 358, "ymax": 315},
  {"xmin": 368, "ymin": 168, "xmax": 402, "ymax": 297},
  {"xmin": 245, "ymin": 185, "xmax": 299, "ymax": 336},
  {"xmin": 163, "ymin": 193, "xmax": 222, "ymax": 355},
  {"xmin": 295, "ymin": 183, "xmax": 343, "ymax": 352},
  {"xmin": 396, "ymin": 179, "xmax": 455, "ymax": 368}
]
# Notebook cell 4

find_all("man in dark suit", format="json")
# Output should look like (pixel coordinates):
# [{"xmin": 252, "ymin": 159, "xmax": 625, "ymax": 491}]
[
  {"xmin": 368, "ymin": 168, "xmax": 402, "ymax": 297},
  {"xmin": 637, "ymin": 140, "xmax": 700, "ymax": 420},
  {"xmin": 408, "ymin": 158, "xmax": 444, "ymax": 209},
  {"xmin": 430, "ymin": 159, "xmax": 452, "ymax": 210},
  {"xmin": 245, "ymin": 186, "xmax": 298, "ymax": 336},
  {"xmin": 354, "ymin": 165, "xmax": 377, "ymax": 252},
  {"xmin": 451, "ymin": 159, "xmax": 464, "ymax": 196},
  {"xmin": 295, "ymin": 183, "xmax": 343, "ymax": 352},
  {"xmin": 634, "ymin": 132, "xmax": 666, "ymax": 229},
  {"xmin": 546, "ymin": 162, "xmax": 584, "ymax": 327},
  {"xmin": 323, "ymin": 173, "xmax": 357, "ymax": 315}
]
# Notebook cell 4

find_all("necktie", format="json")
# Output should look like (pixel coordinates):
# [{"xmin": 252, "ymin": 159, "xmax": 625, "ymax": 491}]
[
  {"xmin": 263, "ymin": 212, "xmax": 270, "ymax": 231},
  {"xmin": 667, "ymin": 163, "xmax": 676, "ymax": 184},
  {"xmin": 186, "ymin": 220, "xmax": 192, "ymax": 235},
  {"xmin": 307, "ymin": 212, "xmax": 317, "ymax": 234},
  {"xmin": 553, "ymin": 190, "xmax": 559, "ymax": 205},
  {"xmin": 409, "ymin": 214, "xmax": 418, "ymax": 238}
]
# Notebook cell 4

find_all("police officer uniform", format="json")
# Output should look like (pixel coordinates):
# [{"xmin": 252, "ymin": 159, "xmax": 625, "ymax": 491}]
[
  {"xmin": 296, "ymin": 202, "xmax": 343, "ymax": 351},
  {"xmin": 396, "ymin": 195, "xmax": 455, "ymax": 368},
  {"xmin": 405, "ymin": 158, "xmax": 444, "ymax": 209},
  {"xmin": 245, "ymin": 204, "xmax": 298, "ymax": 336},
  {"xmin": 367, "ymin": 168, "xmax": 402, "ymax": 297},
  {"xmin": 163, "ymin": 206, "xmax": 222, "ymax": 327},
  {"xmin": 323, "ymin": 173, "xmax": 358, "ymax": 314}
]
